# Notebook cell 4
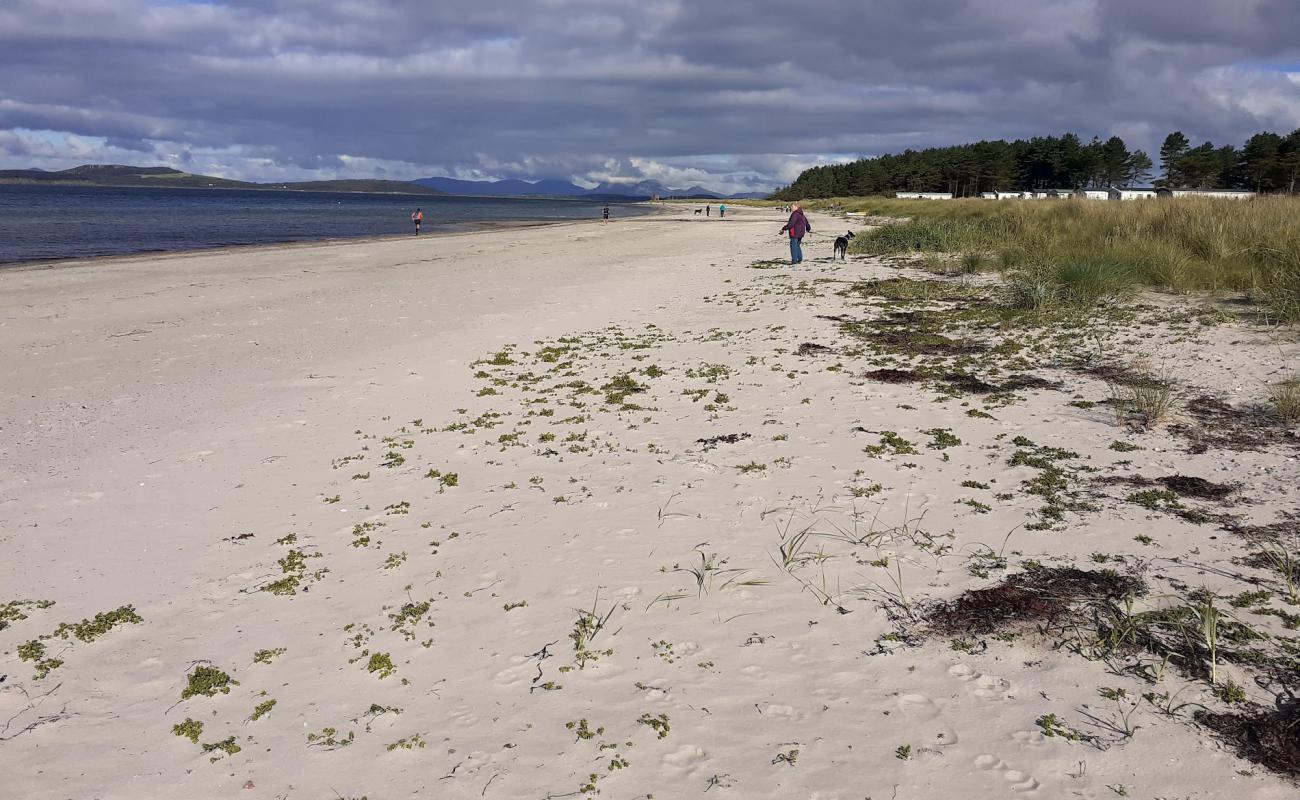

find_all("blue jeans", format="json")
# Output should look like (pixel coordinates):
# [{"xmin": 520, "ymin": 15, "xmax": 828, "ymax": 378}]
[{"xmin": 789, "ymin": 236, "xmax": 803, "ymax": 263}]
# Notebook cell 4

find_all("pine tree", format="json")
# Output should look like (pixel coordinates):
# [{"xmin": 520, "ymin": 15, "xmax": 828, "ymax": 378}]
[
  {"xmin": 1125, "ymin": 151, "xmax": 1154, "ymax": 186},
  {"xmin": 1096, "ymin": 136, "xmax": 1131, "ymax": 187},
  {"xmin": 1159, "ymin": 131, "xmax": 1191, "ymax": 188},
  {"xmin": 1241, "ymin": 132, "xmax": 1283, "ymax": 192}
]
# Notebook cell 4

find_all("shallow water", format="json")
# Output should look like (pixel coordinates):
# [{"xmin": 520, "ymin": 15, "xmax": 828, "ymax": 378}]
[{"xmin": 0, "ymin": 184, "xmax": 642, "ymax": 265}]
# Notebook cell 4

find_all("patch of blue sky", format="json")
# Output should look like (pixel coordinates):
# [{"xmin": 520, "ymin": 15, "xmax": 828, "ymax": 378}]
[
  {"xmin": 14, "ymin": 128, "xmax": 108, "ymax": 148},
  {"xmin": 1237, "ymin": 60, "xmax": 1300, "ymax": 74}
]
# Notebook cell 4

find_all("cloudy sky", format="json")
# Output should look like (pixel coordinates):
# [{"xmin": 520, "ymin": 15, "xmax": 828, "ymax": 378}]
[{"xmin": 2, "ymin": 0, "xmax": 1299, "ymax": 193}]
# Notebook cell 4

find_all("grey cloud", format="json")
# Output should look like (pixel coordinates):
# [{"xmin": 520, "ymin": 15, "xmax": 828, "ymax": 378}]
[{"xmin": 1, "ymin": 0, "xmax": 1299, "ymax": 188}]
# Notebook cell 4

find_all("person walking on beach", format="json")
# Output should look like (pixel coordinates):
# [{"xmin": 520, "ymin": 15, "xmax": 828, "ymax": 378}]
[
  {"xmin": 706, "ymin": 204, "xmax": 711, "ymax": 217},
  {"xmin": 411, "ymin": 208, "xmax": 424, "ymax": 235},
  {"xmin": 780, "ymin": 202, "xmax": 811, "ymax": 264},
  {"xmin": 602, "ymin": 205, "xmax": 610, "ymax": 224},
  {"xmin": 719, "ymin": 203, "xmax": 726, "ymax": 219}
]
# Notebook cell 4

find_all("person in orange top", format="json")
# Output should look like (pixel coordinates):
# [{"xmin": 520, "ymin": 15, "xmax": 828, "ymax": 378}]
[{"xmin": 411, "ymin": 208, "xmax": 424, "ymax": 235}]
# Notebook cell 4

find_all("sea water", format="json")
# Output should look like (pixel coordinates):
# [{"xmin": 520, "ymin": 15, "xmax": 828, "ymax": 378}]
[{"xmin": 0, "ymin": 184, "xmax": 643, "ymax": 265}]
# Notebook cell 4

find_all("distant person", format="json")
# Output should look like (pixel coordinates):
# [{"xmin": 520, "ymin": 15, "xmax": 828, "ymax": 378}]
[
  {"xmin": 719, "ymin": 203, "xmax": 726, "ymax": 219},
  {"xmin": 603, "ymin": 205, "xmax": 610, "ymax": 224},
  {"xmin": 706, "ymin": 204, "xmax": 711, "ymax": 217},
  {"xmin": 779, "ymin": 202, "xmax": 811, "ymax": 264},
  {"xmin": 411, "ymin": 208, "xmax": 423, "ymax": 235}
]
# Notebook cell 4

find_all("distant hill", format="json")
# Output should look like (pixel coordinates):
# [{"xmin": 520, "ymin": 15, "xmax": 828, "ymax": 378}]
[
  {"xmin": 0, "ymin": 164, "xmax": 257, "ymax": 189},
  {"xmin": 0, "ymin": 163, "xmax": 766, "ymax": 199},
  {"xmin": 0, "ymin": 165, "xmax": 444, "ymax": 195}
]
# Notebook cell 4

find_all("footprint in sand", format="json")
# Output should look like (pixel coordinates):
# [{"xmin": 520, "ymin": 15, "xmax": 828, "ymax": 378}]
[
  {"xmin": 492, "ymin": 659, "xmax": 536, "ymax": 687},
  {"xmin": 447, "ymin": 704, "xmax": 480, "ymax": 727},
  {"xmin": 896, "ymin": 693, "xmax": 959, "ymax": 748},
  {"xmin": 1011, "ymin": 729, "xmax": 1049, "ymax": 747},
  {"xmin": 661, "ymin": 744, "xmax": 707, "ymax": 777},
  {"xmin": 948, "ymin": 663, "xmax": 1014, "ymax": 700},
  {"xmin": 758, "ymin": 703, "xmax": 803, "ymax": 721},
  {"xmin": 974, "ymin": 753, "xmax": 1040, "ymax": 792}
]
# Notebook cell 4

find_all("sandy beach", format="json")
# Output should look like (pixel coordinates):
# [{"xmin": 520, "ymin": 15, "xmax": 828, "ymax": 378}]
[{"xmin": 2, "ymin": 204, "xmax": 1299, "ymax": 799}]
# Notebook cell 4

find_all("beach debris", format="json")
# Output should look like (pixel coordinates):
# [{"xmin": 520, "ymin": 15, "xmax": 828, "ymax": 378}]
[
  {"xmin": 925, "ymin": 566, "xmax": 1145, "ymax": 636},
  {"xmin": 1170, "ymin": 395, "xmax": 1297, "ymax": 453},
  {"xmin": 1098, "ymin": 474, "xmax": 1236, "ymax": 502},
  {"xmin": 862, "ymin": 368, "xmax": 925, "ymax": 384},
  {"xmin": 1159, "ymin": 475, "xmax": 1236, "ymax": 500},
  {"xmin": 1197, "ymin": 703, "xmax": 1300, "ymax": 778},
  {"xmin": 695, "ymin": 433, "xmax": 751, "ymax": 451},
  {"xmin": 1001, "ymin": 374, "xmax": 1064, "ymax": 391},
  {"xmin": 938, "ymin": 372, "xmax": 999, "ymax": 394},
  {"xmin": 795, "ymin": 342, "xmax": 834, "ymax": 356}
]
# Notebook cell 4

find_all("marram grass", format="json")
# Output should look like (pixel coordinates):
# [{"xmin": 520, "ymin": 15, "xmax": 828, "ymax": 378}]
[{"xmin": 829, "ymin": 196, "xmax": 1300, "ymax": 321}]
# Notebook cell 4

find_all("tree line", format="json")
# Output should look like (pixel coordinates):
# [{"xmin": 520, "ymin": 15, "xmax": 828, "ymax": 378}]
[{"xmin": 772, "ymin": 130, "xmax": 1300, "ymax": 199}]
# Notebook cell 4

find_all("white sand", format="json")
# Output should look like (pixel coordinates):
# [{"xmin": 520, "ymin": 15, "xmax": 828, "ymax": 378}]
[{"xmin": 1, "ymin": 205, "xmax": 1298, "ymax": 799}]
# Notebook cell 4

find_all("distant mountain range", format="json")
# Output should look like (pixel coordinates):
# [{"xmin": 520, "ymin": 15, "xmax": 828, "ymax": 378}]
[
  {"xmin": 0, "ymin": 165, "xmax": 446, "ymax": 195},
  {"xmin": 0, "ymin": 164, "xmax": 768, "ymax": 199}
]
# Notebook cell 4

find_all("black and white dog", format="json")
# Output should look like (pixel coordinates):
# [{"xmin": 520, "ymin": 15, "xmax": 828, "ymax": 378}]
[{"xmin": 833, "ymin": 230, "xmax": 855, "ymax": 260}]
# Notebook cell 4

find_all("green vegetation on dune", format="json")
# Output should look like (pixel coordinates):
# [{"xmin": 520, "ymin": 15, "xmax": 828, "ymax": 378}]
[{"xmin": 833, "ymin": 196, "xmax": 1300, "ymax": 322}]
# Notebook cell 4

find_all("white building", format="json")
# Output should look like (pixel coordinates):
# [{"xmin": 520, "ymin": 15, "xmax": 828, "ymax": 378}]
[
  {"xmin": 1108, "ymin": 188, "xmax": 1158, "ymax": 201},
  {"xmin": 1156, "ymin": 189, "xmax": 1257, "ymax": 200},
  {"xmin": 1073, "ymin": 189, "xmax": 1111, "ymax": 200},
  {"xmin": 894, "ymin": 192, "xmax": 953, "ymax": 200}
]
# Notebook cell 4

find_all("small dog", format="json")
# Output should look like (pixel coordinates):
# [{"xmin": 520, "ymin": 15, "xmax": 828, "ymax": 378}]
[
  {"xmin": 833, "ymin": 230, "xmax": 855, "ymax": 260},
  {"xmin": 693, "ymin": 208, "xmax": 703, "ymax": 215}
]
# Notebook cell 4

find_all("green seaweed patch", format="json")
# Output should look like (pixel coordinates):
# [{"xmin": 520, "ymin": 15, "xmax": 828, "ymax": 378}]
[
  {"xmin": 923, "ymin": 428, "xmax": 962, "ymax": 449},
  {"xmin": 637, "ymin": 713, "xmax": 671, "ymax": 739},
  {"xmin": 172, "ymin": 717, "xmax": 204, "ymax": 743},
  {"xmin": 17, "ymin": 639, "xmax": 62, "ymax": 679},
  {"xmin": 0, "ymin": 599, "xmax": 55, "ymax": 632},
  {"xmin": 1007, "ymin": 438, "xmax": 1091, "ymax": 530},
  {"xmin": 53, "ymin": 605, "xmax": 142, "ymax": 643},
  {"xmin": 17, "ymin": 604, "xmax": 142, "ymax": 679},
  {"xmin": 864, "ymin": 431, "xmax": 918, "ymax": 457},
  {"xmin": 250, "ymin": 699, "xmax": 277, "ymax": 722},
  {"xmin": 182, "ymin": 665, "xmax": 239, "ymax": 700},
  {"xmin": 201, "ymin": 736, "xmax": 242, "ymax": 760},
  {"xmin": 424, "ymin": 469, "xmax": 459, "ymax": 491},
  {"xmin": 367, "ymin": 652, "xmax": 397, "ymax": 679},
  {"xmin": 306, "ymin": 726, "xmax": 356, "ymax": 749},
  {"xmin": 252, "ymin": 647, "xmax": 286, "ymax": 664}
]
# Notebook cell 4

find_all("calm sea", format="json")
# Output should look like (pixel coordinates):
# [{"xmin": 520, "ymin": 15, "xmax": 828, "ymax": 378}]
[{"xmin": 0, "ymin": 184, "xmax": 644, "ymax": 265}]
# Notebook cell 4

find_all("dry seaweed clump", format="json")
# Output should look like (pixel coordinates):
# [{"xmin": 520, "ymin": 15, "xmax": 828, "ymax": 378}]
[
  {"xmin": 925, "ymin": 566, "xmax": 1145, "ymax": 636},
  {"xmin": 863, "ymin": 368, "xmax": 926, "ymax": 384},
  {"xmin": 1198, "ymin": 701, "xmax": 1300, "ymax": 778}
]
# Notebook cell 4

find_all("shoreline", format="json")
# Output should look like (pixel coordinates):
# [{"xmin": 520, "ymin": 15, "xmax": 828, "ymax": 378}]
[{"xmin": 0, "ymin": 202, "xmax": 671, "ymax": 273}]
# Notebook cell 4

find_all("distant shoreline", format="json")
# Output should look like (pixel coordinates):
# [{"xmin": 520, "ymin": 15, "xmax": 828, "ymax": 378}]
[
  {"xmin": 0, "ymin": 179, "xmax": 664, "ymax": 201},
  {"xmin": 0, "ymin": 203, "xmax": 669, "ymax": 272}
]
